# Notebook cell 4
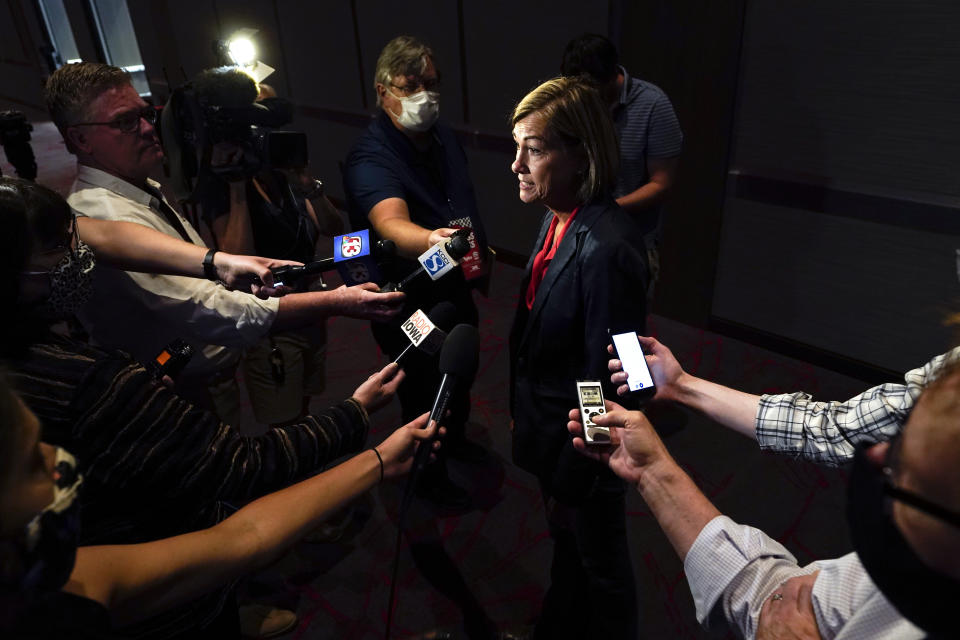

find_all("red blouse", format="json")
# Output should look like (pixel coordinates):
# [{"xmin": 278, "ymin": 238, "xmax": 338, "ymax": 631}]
[{"xmin": 525, "ymin": 206, "xmax": 581, "ymax": 311}]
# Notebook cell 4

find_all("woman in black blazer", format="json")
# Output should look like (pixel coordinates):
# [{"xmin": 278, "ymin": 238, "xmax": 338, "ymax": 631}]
[{"xmin": 508, "ymin": 77, "xmax": 649, "ymax": 639}]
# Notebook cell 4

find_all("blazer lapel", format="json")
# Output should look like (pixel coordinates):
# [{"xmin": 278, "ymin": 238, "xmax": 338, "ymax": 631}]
[{"xmin": 518, "ymin": 206, "xmax": 598, "ymax": 352}]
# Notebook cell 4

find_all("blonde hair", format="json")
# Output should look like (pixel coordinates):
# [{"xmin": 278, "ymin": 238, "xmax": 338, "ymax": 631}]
[
  {"xmin": 511, "ymin": 76, "xmax": 619, "ymax": 203},
  {"xmin": 374, "ymin": 36, "xmax": 434, "ymax": 107}
]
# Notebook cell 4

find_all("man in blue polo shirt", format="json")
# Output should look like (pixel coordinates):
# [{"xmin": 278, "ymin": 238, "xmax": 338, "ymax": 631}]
[
  {"xmin": 344, "ymin": 35, "xmax": 489, "ymax": 510},
  {"xmin": 562, "ymin": 34, "xmax": 683, "ymax": 300}
]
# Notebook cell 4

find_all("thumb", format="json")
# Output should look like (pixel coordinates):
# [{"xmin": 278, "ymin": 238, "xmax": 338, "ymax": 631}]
[{"xmin": 591, "ymin": 408, "xmax": 627, "ymax": 428}]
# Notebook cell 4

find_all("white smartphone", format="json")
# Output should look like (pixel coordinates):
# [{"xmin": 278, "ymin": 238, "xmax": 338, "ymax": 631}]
[{"xmin": 609, "ymin": 330, "xmax": 656, "ymax": 402}]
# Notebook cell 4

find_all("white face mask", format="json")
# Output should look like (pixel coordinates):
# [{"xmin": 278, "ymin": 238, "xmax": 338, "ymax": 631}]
[{"xmin": 388, "ymin": 89, "xmax": 440, "ymax": 133}]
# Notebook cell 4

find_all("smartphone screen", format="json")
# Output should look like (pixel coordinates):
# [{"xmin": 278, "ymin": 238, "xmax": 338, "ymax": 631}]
[{"xmin": 611, "ymin": 332, "xmax": 654, "ymax": 393}]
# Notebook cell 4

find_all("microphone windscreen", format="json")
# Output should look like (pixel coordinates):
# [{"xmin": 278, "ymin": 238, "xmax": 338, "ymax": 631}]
[
  {"xmin": 427, "ymin": 301, "xmax": 457, "ymax": 332},
  {"xmin": 192, "ymin": 67, "xmax": 258, "ymax": 107},
  {"xmin": 376, "ymin": 239, "xmax": 397, "ymax": 259},
  {"xmin": 438, "ymin": 324, "xmax": 479, "ymax": 379},
  {"xmin": 446, "ymin": 235, "xmax": 471, "ymax": 261}
]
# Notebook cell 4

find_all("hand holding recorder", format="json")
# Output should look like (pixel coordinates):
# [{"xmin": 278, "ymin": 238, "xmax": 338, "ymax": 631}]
[{"xmin": 566, "ymin": 401, "xmax": 674, "ymax": 487}]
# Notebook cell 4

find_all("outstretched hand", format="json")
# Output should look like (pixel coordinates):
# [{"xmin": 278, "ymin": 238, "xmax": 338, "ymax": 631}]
[
  {"xmin": 375, "ymin": 412, "xmax": 445, "ymax": 479},
  {"xmin": 567, "ymin": 400, "xmax": 673, "ymax": 485},
  {"xmin": 351, "ymin": 362, "xmax": 405, "ymax": 414},
  {"xmin": 214, "ymin": 253, "xmax": 298, "ymax": 298},
  {"xmin": 608, "ymin": 335, "xmax": 687, "ymax": 401},
  {"xmin": 335, "ymin": 283, "xmax": 405, "ymax": 321}
]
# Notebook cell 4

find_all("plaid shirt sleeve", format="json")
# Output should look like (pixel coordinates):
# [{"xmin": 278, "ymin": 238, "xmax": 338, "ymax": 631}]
[{"xmin": 755, "ymin": 347, "xmax": 960, "ymax": 465}]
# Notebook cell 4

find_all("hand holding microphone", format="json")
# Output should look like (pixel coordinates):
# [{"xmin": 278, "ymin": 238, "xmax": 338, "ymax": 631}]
[
  {"xmin": 410, "ymin": 324, "xmax": 480, "ymax": 479},
  {"xmin": 374, "ymin": 412, "xmax": 443, "ymax": 480},
  {"xmin": 427, "ymin": 227, "xmax": 457, "ymax": 246},
  {"xmin": 380, "ymin": 231, "xmax": 472, "ymax": 293}
]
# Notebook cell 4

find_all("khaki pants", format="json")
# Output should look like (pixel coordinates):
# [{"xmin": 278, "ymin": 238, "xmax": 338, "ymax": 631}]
[{"xmin": 242, "ymin": 328, "xmax": 327, "ymax": 425}]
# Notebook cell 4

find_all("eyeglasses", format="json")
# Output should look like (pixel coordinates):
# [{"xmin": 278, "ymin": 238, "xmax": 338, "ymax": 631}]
[
  {"xmin": 21, "ymin": 215, "xmax": 78, "ymax": 276},
  {"xmin": 71, "ymin": 106, "xmax": 157, "ymax": 134},
  {"xmin": 882, "ymin": 435, "xmax": 960, "ymax": 529},
  {"xmin": 389, "ymin": 76, "xmax": 441, "ymax": 96}
]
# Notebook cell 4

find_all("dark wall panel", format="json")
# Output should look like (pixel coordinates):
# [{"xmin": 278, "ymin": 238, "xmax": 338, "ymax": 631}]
[
  {"xmin": 461, "ymin": 0, "xmax": 605, "ymax": 131},
  {"xmin": 619, "ymin": 0, "xmax": 747, "ymax": 325},
  {"xmin": 273, "ymin": 2, "xmax": 361, "ymax": 110},
  {"xmin": 733, "ymin": 0, "xmax": 960, "ymax": 199},
  {"xmin": 713, "ymin": 0, "xmax": 960, "ymax": 371},
  {"xmin": 0, "ymin": 0, "xmax": 47, "ymax": 109},
  {"xmin": 160, "ymin": 0, "xmax": 221, "ymax": 80},
  {"xmin": 713, "ymin": 198, "xmax": 957, "ymax": 372}
]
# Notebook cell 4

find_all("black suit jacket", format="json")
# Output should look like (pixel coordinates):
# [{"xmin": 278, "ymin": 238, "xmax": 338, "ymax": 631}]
[{"xmin": 510, "ymin": 197, "xmax": 649, "ymax": 504}]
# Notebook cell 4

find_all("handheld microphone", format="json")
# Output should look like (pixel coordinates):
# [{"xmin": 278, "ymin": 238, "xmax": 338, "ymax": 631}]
[
  {"xmin": 393, "ymin": 301, "xmax": 457, "ymax": 367},
  {"xmin": 408, "ymin": 324, "xmax": 480, "ymax": 483},
  {"xmin": 388, "ymin": 319, "xmax": 479, "ymax": 640},
  {"xmin": 270, "ymin": 256, "xmax": 334, "ymax": 286},
  {"xmin": 380, "ymin": 233, "xmax": 472, "ymax": 293},
  {"xmin": 270, "ymin": 231, "xmax": 395, "ymax": 286}
]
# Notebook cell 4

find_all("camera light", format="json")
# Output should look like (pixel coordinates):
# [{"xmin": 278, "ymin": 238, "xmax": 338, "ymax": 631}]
[{"xmin": 227, "ymin": 36, "xmax": 256, "ymax": 67}]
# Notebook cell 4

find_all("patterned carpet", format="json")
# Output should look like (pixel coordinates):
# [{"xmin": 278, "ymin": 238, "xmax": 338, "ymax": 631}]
[
  {"xmin": 2, "ymin": 113, "xmax": 870, "ymax": 639},
  {"xmin": 271, "ymin": 262, "xmax": 867, "ymax": 640}
]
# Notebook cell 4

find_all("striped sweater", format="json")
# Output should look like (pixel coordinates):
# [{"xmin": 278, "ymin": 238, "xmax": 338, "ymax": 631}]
[{"xmin": 10, "ymin": 331, "xmax": 370, "ymax": 638}]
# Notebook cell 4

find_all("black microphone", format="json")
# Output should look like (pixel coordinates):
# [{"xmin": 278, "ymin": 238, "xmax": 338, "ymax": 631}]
[
  {"xmin": 270, "ymin": 256, "xmax": 334, "ymax": 285},
  {"xmin": 388, "ymin": 320, "xmax": 479, "ymax": 640},
  {"xmin": 380, "ymin": 233, "xmax": 472, "ymax": 293},
  {"xmin": 394, "ymin": 301, "xmax": 457, "ymax": 367},
  {"xmin": 408, "ymin": 324, "xmax": 480, "ymax": 483},
  {"xmin": 270, "ymin": 238, "xmax": 395, "ymax": 287}
]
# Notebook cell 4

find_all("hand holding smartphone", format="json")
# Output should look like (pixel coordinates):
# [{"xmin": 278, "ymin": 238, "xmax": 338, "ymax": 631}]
[{"xmin": 608, "ymin": 329, "xmax": 656, "ymax": 403}]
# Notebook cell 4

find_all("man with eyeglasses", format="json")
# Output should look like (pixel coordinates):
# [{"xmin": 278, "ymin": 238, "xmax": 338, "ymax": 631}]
[
  {"xmin": 568, "ymin": 359, "xmax": 960, "ymax": 639},
  {"xmin": 44, "ymin": 62, "xmax": 404, "ymax": 426},
  {"xmin": 344, "ymin": 35, "xmax": 491, "ymax": 510}
]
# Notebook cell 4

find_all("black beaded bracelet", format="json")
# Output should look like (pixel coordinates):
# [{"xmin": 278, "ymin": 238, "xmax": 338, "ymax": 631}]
[{"xmin": 371, "ymin": 447, "xmax": 384, "ymax": 483}]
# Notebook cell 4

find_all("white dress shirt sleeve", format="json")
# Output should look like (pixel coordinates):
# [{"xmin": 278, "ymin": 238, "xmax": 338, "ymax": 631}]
[
  {"xmin": 68, "ymin": 171, "xmax": 280, "ymax": 372},
  {"xmin": 683, "ymin": 515, "xmax": 816, "ymax": 638},
  {"xmin": 683, "ymin": 516, "xmax": 924, "ymax": 640}
]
